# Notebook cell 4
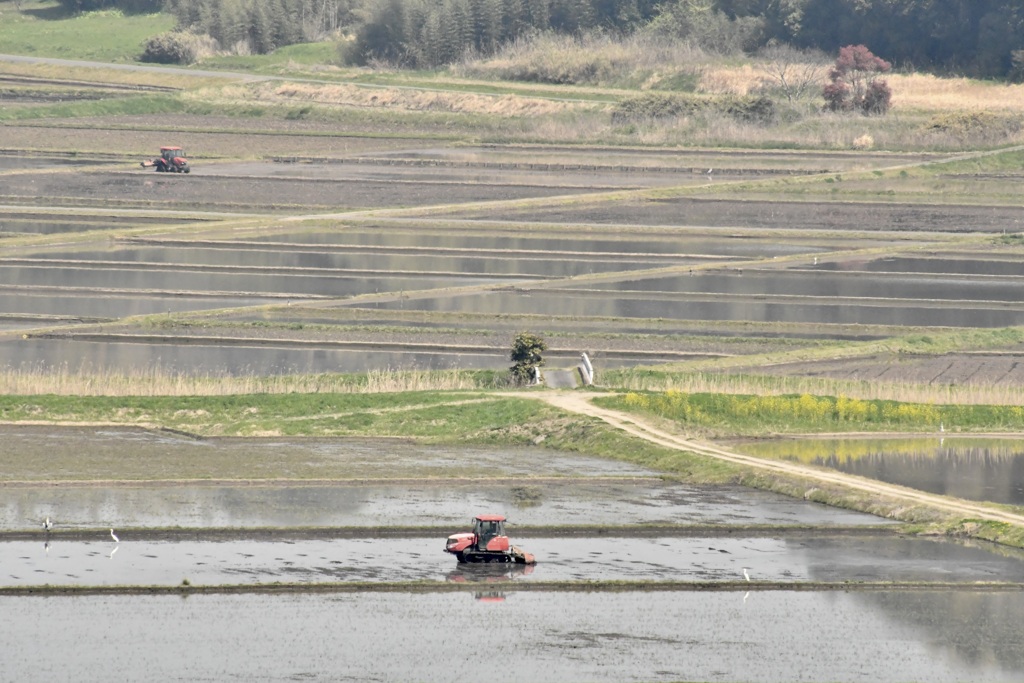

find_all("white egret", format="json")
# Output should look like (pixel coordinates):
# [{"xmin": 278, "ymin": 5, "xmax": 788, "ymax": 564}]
[
  {"xmin": 110, "ymin": 529, "xmax": 119, "ymax": 543},
  {"xmin": 743, "ymin": 568, "xmax": 750, "ymax": 582},
  {"xmin": 43, "ymin": 517, "xmax": 53, "ymax": 532}
]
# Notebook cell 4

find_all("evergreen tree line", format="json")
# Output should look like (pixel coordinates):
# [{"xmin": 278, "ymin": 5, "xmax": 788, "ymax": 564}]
[
  {"xmin": 56, "ymin": 0, "xmax": 1024, "ymax": 78},
  {"xmin": 347, "ymin": 0, "xmax": 659, "ymax": 66},
  {"xmin": 718, "ymin": 0, "xmax": 1024, "ymax": 80},
  {"xmin": 349, "ymin": 0, "xmax": 1024, "ymax": 77},
  {"xmin": 165, "ymin": 0, "xmax": 358, "ymax": 51}
]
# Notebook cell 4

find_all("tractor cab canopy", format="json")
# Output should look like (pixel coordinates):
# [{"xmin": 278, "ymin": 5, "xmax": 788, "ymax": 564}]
[
  {"xmin": 160, "ymin": 146, "xmax": 184, "ymax": 160},
  {"xmin": 473, "ymin": 515, "xmax": 506, "ymax": 542}
]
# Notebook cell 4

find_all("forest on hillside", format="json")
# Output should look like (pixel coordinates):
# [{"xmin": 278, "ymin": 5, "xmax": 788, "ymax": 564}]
[{"xmin": 61, "ymin": 0, "xmax": 1024, "ymax": 80}]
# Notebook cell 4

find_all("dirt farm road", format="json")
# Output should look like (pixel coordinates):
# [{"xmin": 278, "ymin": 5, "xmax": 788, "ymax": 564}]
[{"xmin": 532, "ymin": 391, "xmax": 1024, "ymax": 528}]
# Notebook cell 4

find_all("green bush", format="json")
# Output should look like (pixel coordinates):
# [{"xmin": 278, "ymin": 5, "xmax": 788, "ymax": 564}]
[
  {"xmin": 140, "ymin": 31, "xmax": 207, "ymax": 64},
  {"xmin": 508, "ymin": 332, "xmax": 547, "ymax": 386}
]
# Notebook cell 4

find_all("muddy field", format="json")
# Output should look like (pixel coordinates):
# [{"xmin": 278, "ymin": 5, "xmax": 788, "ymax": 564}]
[
  {"xmin": 752, "ymin": 351, "xmax": 1024, "ymax": 386},
  {"xmin": 7, "ymin": 533, "xmax": 1024, "ymax": 587}
]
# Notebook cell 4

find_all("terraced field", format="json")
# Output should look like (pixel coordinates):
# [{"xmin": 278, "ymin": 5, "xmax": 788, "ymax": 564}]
[
  {"xmin": 4, "ymin": 125, "xmax": 1024, "ymax": 383},
  {"xmin": 4, "ymin": 53, "xmax": 1024, "ymax": 682}
]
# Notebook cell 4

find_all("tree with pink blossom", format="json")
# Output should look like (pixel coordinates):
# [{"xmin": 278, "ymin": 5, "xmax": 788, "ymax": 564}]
[{"xmin": 823, "ymin": 44, "xmax": 892, "ymax": 115}]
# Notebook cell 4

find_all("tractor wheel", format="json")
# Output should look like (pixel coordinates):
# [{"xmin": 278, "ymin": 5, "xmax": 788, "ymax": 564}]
[{"xmin": 183, "ymin": 167, "xmax": 190, "ymax": 174}]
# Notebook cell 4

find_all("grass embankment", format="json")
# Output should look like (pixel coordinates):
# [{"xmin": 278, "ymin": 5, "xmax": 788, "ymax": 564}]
[
  {"xmin": 0, "ymin": 94, "xmax": 188, "ymax": 122},
  {"xmin": 0, "ymin": 4, "xmax": 173, "ymax": 62},
  {"xmin": 601, "ymin": 390, "xmax": 1024, "ymax": 437},
  {"xmin": 0, "ymin": 391, "xmax": 521, "ymax": 438},
  {"xmin": 0, "ymin": 391, "xmax": 736, "ymax": 485}
]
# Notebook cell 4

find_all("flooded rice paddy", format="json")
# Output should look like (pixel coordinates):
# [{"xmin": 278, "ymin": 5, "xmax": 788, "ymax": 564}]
[
  {"xmin": 737, "ymin": 436, "xmax": 1024, "ymax": 506},
  {"xmin": 5, "ymin": 533, "xmax": 1024, "ymax": 587},
  {"xmin": 4, "ymin": 151, "xmax": 1024, "ymax": 373},
  {"xmin": 4, "ymin": 590, "xmax": 1023, "ymax": 682},
  {"xmin": 1, "ymin": 479, "xmax": 883, "ymax": 530},
  {"xmin": 2, "ymin": 426, "xmax": 881, "ymax": 529},
  {"xmin": 0, "ymin": 338, "xmax": 514, "ymax": 374},
  {"xmin": 366, "ymin": 286, "xmax": 1024, "ymax": 328}
]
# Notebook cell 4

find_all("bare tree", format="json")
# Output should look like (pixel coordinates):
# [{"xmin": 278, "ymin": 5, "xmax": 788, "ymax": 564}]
[{"xmin": 757, "ymin": 43, "xmax": 828, "ymax": 103}]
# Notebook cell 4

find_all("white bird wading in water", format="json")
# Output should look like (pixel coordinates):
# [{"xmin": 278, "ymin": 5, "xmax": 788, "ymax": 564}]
[
  {"xmin": 43, "ymin": 517, "xmax": 53, "ymax": 533},
  {"xmin": 110, "ymin": 529, "xmax": 119, "ymax": 543}
]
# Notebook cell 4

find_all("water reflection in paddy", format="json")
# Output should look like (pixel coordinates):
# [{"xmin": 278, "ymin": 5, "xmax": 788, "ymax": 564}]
[
  {"xmin": 0, "ymin": 292, "xmax": 269, "ymax": 318},
  {"xmin": 736, "ymin": 436, "xmax": 1024, "ymax": 506},
  {"xmin": 0, "ymin": 338, "xmax": 508, "ymax": 374},
  {"xmin": 366, "ymin": 290, "xmax": 1024, "ymax": 327},
  {"xmin": 241, "ymin": 229, "xmax": 836, "ymax": 259},
  {"xmin": 4, "ymin": 590, "xmax": 1023, "ymax": 682}
]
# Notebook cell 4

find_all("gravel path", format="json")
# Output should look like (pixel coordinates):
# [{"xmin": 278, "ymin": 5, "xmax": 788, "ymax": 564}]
[{"xmin": 533, "ymin": 391, "xmax": 1024, "ymax": 527}]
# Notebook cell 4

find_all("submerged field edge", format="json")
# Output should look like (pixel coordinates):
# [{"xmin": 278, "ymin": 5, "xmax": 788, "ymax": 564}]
[{"xmin": 4, "ymin": 579, "xmax": 1023, "ymax": 597}]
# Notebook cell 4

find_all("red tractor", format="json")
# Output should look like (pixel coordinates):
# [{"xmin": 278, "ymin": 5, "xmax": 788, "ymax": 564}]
[
  {"xmin": 444, "ymin": 514, "xmax": 536, "ymax": 565},
  {"xmin": 141, "ymin": 146, "xmax": 190, "ymax": 173}
]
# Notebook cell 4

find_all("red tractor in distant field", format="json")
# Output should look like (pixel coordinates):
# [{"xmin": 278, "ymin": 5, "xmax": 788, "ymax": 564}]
[
  {"xmin": 444, "ymin": 514, "xmax": 536, "ymax": 565},
  {"xmin": 141, "ymin": 146, "xmax": 190, "ymax": 173}
]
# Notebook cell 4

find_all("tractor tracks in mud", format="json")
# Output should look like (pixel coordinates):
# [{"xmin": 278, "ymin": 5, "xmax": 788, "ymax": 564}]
[{"xmin": 531, "ymin": 391, "xmax": 1024, "ymax": 528}]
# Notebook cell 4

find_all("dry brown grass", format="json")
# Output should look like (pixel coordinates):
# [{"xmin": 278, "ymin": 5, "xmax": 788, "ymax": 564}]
[
  {"xmin": 888, "ymin": 73, "xmax": 1024, "ymax": 112},
  {"xmin": 699, "ymin": 64, "xmax": 764, "ymax": 96},
  {"xmin": 703, "ymin": 62, "xmax": 1024, "ymax": 114},
  {"xmin": 260, "ymin": 81, "xmax": 577, "ymax": 117},
  {"xmin": 614, "ymin": 372, "xmax": 1024, "ymax": 407},
  {"xmin": 0, "ymin": 366, "xmax": 481, "ymax": 396},
  {"xmin": 453, "ymin": 32, "xmax": 708, "ymax": 91}
]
